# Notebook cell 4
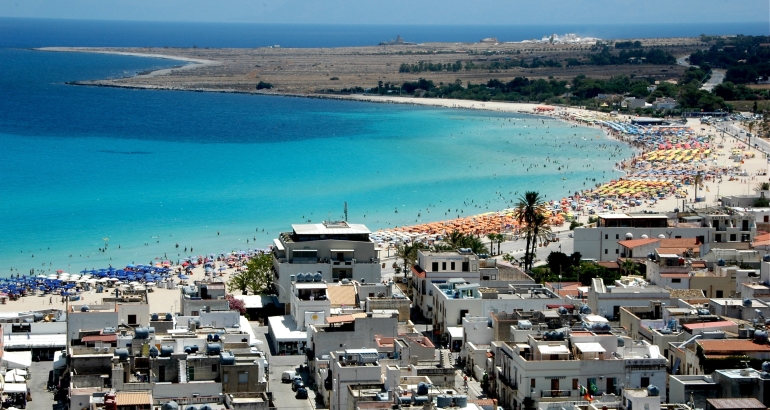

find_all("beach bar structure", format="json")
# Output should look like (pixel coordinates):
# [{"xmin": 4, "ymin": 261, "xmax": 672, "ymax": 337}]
[{"xmin": 271, "ymin": 221, "xmax": 381, "ymax": 306}]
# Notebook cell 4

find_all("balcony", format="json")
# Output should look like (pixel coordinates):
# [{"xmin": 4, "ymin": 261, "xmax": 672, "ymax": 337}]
[
  {"xmin": 497, "ymin": 372, "xmax": 517, "ymax": 390},
  {"xmin": 541, "ymin": 389, "xmax": 574, "ymax": 398}
]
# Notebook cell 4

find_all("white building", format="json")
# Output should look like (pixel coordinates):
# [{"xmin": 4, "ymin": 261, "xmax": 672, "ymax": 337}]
[
  {"xmin": 493, "ymin": 332, "xmax": 667, "ymax": 410},
  {"xmin": 271, "ymin": 221, "xmax": 381, "ymax": 306}
]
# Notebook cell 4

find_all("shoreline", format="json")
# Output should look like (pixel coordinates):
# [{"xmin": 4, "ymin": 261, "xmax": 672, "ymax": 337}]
[{"xmin": 9, "ymin": 48, "xmax": 759, "ymax": 276}]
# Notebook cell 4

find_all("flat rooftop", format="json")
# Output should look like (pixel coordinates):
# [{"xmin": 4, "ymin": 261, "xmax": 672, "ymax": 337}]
[{"xmin": 292, "ymin": 221, "xmax": 371, "ymax": 235}]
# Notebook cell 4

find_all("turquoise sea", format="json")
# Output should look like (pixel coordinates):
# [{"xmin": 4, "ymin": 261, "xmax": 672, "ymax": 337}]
[{"xmin": 0, "ymin": 18, "xmax": 689, "ymax": 275}]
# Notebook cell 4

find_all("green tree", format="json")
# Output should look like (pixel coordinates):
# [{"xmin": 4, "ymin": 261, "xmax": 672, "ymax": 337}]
[
  {"xmin": 546, "ymin": 251, "xmax": 571, "ymax": 277},
  {"xmin": 621, "ymin": 259, "xmax": 640, "ymax": 276},
  {"xmin": 227, "ymin": 253, "xmax": 273, "ymax": 295}
]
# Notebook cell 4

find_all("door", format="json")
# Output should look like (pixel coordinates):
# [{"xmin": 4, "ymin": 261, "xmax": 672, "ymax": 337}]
[
  {"xmin": 337, "ymin": 252, "xmax": 344, "ymax": 262},
  {"xmin": 550, "ymin": 378, "xmax": 559, "ymax": 396},
  {"xmin": 158, "ymin": 366, "xmax": 165, "ymax": 382}
]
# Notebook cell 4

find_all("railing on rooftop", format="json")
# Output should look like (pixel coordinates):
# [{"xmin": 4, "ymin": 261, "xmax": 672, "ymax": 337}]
[{"xmin": 541, "ymin": 389, "xmax": 575, "ymax": 398}]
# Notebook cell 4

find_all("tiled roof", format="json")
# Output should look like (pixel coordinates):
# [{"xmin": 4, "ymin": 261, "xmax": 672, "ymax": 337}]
[
  {"xmin": 116, "ymin": 392, "xmax": 152, "ymax": 406},
  {"xmin": 659, "ymin": 238, "xmax": 701, "ymax": 247},
  {"xmin": 697, "ymin": 339, "xmax": 770, "ymax": 353},
  {"xmin": 81, "ymin": 334, "xmax": 117, "ymax": 343},
  {"xmin": 707, "ymin": 398, "xmax": 766, "ymax": 409},
  {"xmin": 683, "ymin": 320, "xmax": 735, "ymax": 331},
  {"xmin": 597, "ymin": 261, "xmax": 620, "ymax": 269},
  {"xmin": 661, "ymin": 273, "xmax": 690, "ymax": 278},
  {"xmin": 618, "ymin": 238, "xmax": 659, "ymax": 248}
]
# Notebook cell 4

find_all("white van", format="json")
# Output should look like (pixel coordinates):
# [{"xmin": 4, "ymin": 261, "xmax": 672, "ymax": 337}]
[{"xmin": 281, "ymin": 370, "xmax": 297, "ymax": 383}]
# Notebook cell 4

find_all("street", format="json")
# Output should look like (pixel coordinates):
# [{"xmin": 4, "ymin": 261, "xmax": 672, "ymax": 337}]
[{"xmin": 249, "ymin": 325, "xmax": 319, "ymax": 410}]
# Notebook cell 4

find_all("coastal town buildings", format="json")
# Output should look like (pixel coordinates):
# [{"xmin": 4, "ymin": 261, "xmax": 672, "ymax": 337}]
[{"xmin": 271, "ymin": 221, "xmax": 382, "ymax": 307}]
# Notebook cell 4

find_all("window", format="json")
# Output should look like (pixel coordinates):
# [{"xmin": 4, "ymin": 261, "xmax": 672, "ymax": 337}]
[
  {"xmin": 729, "ymin": 233, "xmax": 736, "ymax": 242},
  {"xmin": 640, "ymin": 377, "xmax": 649, "ymax": 387},
  {"xmin": 672, "ymin": 278, "xmax": 681, "ymax": 283},
  {"xmin": 615, "ymin": 248, "xmax": 619, "ymax": 254},
  {"xmin": 462, "ymin": 262, "xmax": 469, "ymax": 272},
  {"xmin": 715, "ymin": 234, "xmax": 721, "ymax": 243},
  {"xmin": 191, "ymin": 310, "xmax": 199, "ymax": 316},
  {"xmin": 572, "ymin": 379, "xmax": 579, "ymax": 390},
  {"xmin": 442, "ymin": 262, "xmax": 447, "ymax": 270},
  {"xmin": 531, "ymin": 378, "xmax": 536, "ymax": 388},
  {"xmin": 675, "ymin": 236, "xmax": 681, "ymax": 238},
  {"xmin": 451, "ymin": 262, "xmax": 456, "ymax": 270},
  {"xmin": 212, "ymin": 364, "xmax": 218, "ymax": 372},
  {"xmin": 223, "ymin": 373, "xmax": 228, "ymax": 383},
  {"xmin": 128, "ymin": 314, "xmax": 137, "ymax": 325},
  {"xmin": 604, "ymin": 249, "xmax": 608, "ymax": 254},
  {"xmin": 432, "ymin": 262, "xmax": 439, "ymax": 272},
  {"xmin": 238, "ymin": 371, "xmax": 249, "ymax": 384},
  {"xmin": 605, "ymin": 234, "xmax": 608, "ymax": 239},
  {"xmin": 716, "ymin": 290, "xmax": 723, "ymax": 298},
  {"xmin": 615, "ymin": 234, "xmax": 619, "ymax": 240}
]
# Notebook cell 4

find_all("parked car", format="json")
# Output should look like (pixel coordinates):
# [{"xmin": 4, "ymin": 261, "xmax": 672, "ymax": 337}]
[
  {"xmin": 296, "ymin": 387, "xmax": 308, "ymax": 399},
  {"xmin": 292, "ymin": 376, "xmax": 304, "ymax": 391},
  {"xmin": 281, "ymin": 370, "xmax": 296, "ymax": 383}
]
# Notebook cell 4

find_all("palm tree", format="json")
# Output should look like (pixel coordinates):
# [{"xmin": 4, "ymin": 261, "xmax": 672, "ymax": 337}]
[
  {"xmin": 395, "ymin": 243, "xmax": 420, "ymax": 279},
  {"xmin": 621, "ymin": 258, "xmax": 639, "ymax": 276},
  {"xmin": 747, "ymin": 120, "xmax": 756, "ymax": 146},
  {"xmin": 693, "ymin": 172, "xmax": 703, "ymax": 203},
  {"xmin": 514, "ymin": 191, "xmax": 548, "ymax": 272},
  {"xmin": 445, "ymin": 230, "xmax": 465, "ymax": 250},
  {"xmin": 494, "ymin": 233, "xmax": 505, "ymax": 256},
  {"xmin": 754, "ymin": 182, "xmax": 770, "ymax": 192},
  {"xmin": 486, "ymin": 233, "xmax": 497, "ymax": 255},
  {"xmin": 464, "ymin": 235, "xmax": 489, "ymax": 255}
]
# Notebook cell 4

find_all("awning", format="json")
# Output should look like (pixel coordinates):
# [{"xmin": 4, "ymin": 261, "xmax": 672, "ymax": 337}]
[
  {"xmin": 2, "ymin": 351, "xmax": 32, "ymax": 369},
  {"xmin": 538, "ymin": 345, "xmax": 569, "ymax": 355},
  {"xmin": 116, "ymin": 391, "xmax": 152, "ymax": 406},
  {"xmin": 447, "ymin": 327, "xmax": 464, "ymax": 339},
  {"xmin": 326, "ymin": 314, "xmax": 354, "ymax": 324},
  {"xmin": 330, "ymin": 249, "xmax": 355, "ymax": 252},
  {"xmin": 574, "ymin": 342, "xmax": 606, "ymax": 353},
  {"xmin": 272, "ymin": 238, "xmax": 284, "ymax": 251},
  {"xmin": 1, "ymin": 383, "xmax": 27, "ymax": 393}
]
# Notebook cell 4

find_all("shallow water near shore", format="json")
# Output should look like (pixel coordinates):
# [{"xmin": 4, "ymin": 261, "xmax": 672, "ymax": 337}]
[{"xmin": 0, "ymin": 47, "xmax": 633, "ymax": 275}]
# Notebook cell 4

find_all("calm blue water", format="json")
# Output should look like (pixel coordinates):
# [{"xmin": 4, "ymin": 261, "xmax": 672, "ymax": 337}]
[
  {"xmin": 6, "ymin": 16, "xmax": 750, "ymax": 274},
  {"xmin": 1, "ymin": 18, "xmax": 767, "ymax": 48}
]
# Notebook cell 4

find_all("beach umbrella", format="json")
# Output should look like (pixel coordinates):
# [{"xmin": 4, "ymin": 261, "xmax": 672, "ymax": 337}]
[{"xmin": 178, "ymin": 274, "xmax": 189, "ymax": 280}]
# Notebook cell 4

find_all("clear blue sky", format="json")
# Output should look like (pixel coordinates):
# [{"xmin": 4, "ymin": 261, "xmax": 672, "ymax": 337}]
[{"xmin": 2, "ymin": 0, "xmax": 768, "ymax": 25}]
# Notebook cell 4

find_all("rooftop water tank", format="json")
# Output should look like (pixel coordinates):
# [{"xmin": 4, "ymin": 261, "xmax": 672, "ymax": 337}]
[
  {"xmin": 412, "ymin": 396, "xmax": 428, "ymax": 405},
  {"xmin": 518, "ymin": 320, "xmax": 532, "ymax": 330},
  {"xmin": 341, "ymin": 278, "xmax": 350, "ymax": 284},
  {"xmin": 296, "ymin": 273, "xmax": 305, "ymax": 282},
  {"xmin": 220, "ymin": 351, "xmax": 235, "ymax": 365},
  {"xmin": 33, "ymin": 313, "xmax": 44, "ymax": 322},
  {"xmin": 657, "ymin": 234, "xmax": 666, "ymax": 239},
  {"xmin": 314, "ymin": 273, "xmax": 322, "ymax": 282},
  {"xmin": 160, "ymin": 345, "xmax": 174, "ymax": 357},
  {"xmin": 185, "ymin": 405, "xmax": 199, "ymax": 410},
  {"xmin": 80, "ymin": 306, "xmax": 90, "ymax": 312},
  {"xmin": 754, "ymin": 330, "xmax": 769, "ymax": 344},
  {"xmin": 647, "ymin": 385, "xmax": 660, "ymax": 397},
  {"xmin": 151, "ymin": 313, "xmax": 159, "ymax": 321},
  {"xmin": 641, "ymin": 234, "xmax": 649, "ymax": 239},
  {"xmin": 213, "ymin": 334, "xmax": 220, "ymax": 342},
  {"xmin": 417, "ymin": 382, "xmax": 429, "ymax": 395},
  {"xmin": 717, "ymin": 258, "xmax": 726, "ymax": 267},
  {"xmin": 200, "ymin": 406, "xmax": 213, "ymax": 410},
  {"xmin": 206, "ymin": 343, "xmax": 221, "ymax": 355},
  {"xmin": 617, "ymin": 337, "xmax": 625, "ymax": 347},
  {"xmin": 165, "ymin": 313, "xmax": 173, "ymax": 321},
  {"xmin": 161, "ymin": 402, "xmax": 178, "ymax": 410},
  {"xmin": 114, "ymin": 348, "xmax": 129, "ymax": 361},
  {"xmin": 103, "ymin": 327, "xmax": 117, "ymax": 335},
  {"xmin": 743, "ymin": 299, "xmax": 753, "ymax": 307},
  {"xmin": 558, "ymin": 306, "xmax": 568, "ymax": 315},
  {"xmin": 454, "ymin": 395, "xmax": 468, "ymax": 407},
  {"xmin": 660, "ymin": 328, "xmax": 672, "ymax": 335},
  {"xmin": 134, "ymin": 327, "xmax": 150, "ymax": 339},
  {"xmin": 762, "ymin": 361, "xmax": 770, "ymax": 373},
  {"xmin": 149, "ymin": 346, "xmax": 159, "ymax": 358},
  {"xmin": 697, "ymin": 309, "xmax": 710, "ymax": 316},
  {"xmin": 436, "ymin": 395, "xmax": 453, "ymax": 408},
  {"xmin": 580, "ymin": 305, "xmax": 592, "ymax": 315},
  {"xmin": 763, "ymin": 254, "xmax": 770, "ymax": 262}
]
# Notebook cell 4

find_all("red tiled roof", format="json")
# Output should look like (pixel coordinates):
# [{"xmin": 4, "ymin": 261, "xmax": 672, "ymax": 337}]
[
  {"xmin": 697, "ymin": 339, "xmax": 770, "ymax": 353},
  {"xmin": 659, "ymin": 237, "xmax": 701, "ymax": 247},
  {"xmin": 682, "ymin": 321, "xmax": 734, "ymax": 331},
  {"xmin": 618, "ymin": 238, "xmax": 659, "ymax": 248},
  {"xmin": 81, "ymin": 334, "xmax": 117, "ymax": 343},
  {"xmin": 326, "ymin": 314, "xmax": 354, "ymax": 324},
  {"xmin": 691, "ymin": 261, "xmax": 707, "ymax": 268}
]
